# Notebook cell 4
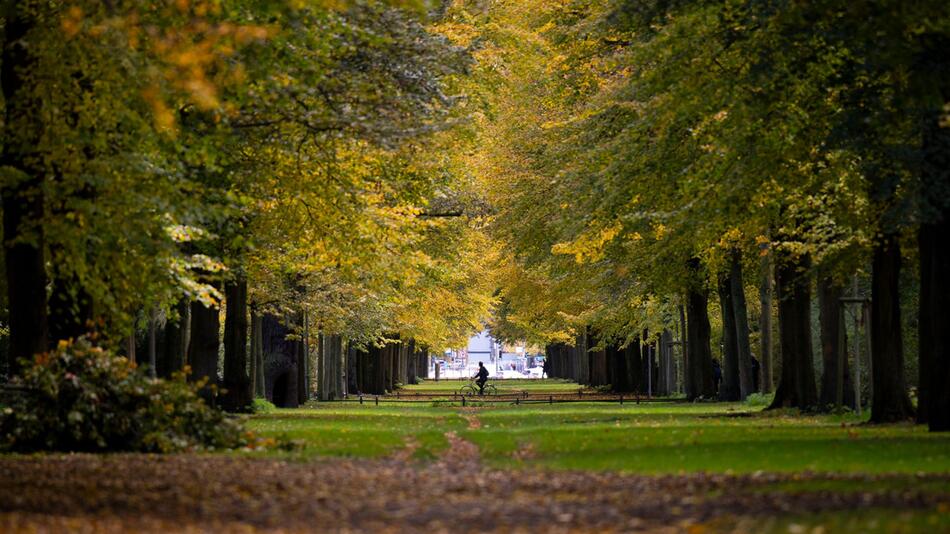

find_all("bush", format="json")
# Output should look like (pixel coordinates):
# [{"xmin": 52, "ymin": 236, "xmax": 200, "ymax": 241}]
[
  {"xmin": 744, "ymin": 392, "xmax": 775, "ymax": 407},
  {"xmin": 251, "ymin": 398, "xmax": 277, "ymax": 414},
  {"xmin": 0, "ymin": 338, "xmax": 248, "ymax": 453}
]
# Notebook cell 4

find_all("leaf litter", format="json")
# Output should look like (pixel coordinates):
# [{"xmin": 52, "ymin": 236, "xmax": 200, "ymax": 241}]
[{"xmin": 0, "ymin": 447, "xmax": 946, "ymax": 533}]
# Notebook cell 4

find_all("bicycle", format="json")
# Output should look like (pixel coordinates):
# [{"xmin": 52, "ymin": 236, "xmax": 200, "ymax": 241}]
[{"xmin": 458, "ymin": 379, "xmax": 497, "ymax": 396}]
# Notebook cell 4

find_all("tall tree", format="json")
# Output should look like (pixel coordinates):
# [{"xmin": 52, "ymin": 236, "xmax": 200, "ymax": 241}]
[
  {"xmin": 1, "ymin": 0, "xmax": 49, "ymax": 373},
  {"xmin": 769, "ymin": 250, "xmax": 818, "ymax": 410}
]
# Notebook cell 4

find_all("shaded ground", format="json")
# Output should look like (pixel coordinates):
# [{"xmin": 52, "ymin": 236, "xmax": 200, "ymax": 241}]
[
  {"xmin": 0, "ymin": 450, "xmax": 948, "ymax": 533},
  {"xmin": 4, "ymin": 392, "xmax": 950, "ymax": 532}
]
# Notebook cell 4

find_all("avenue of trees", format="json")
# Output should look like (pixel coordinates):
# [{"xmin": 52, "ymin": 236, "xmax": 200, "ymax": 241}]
[
  {"xmin": 0, "ymin": 0, "xmax": 947, "ymax": 434},
  {"xmin": 0, "ymin": 0, "xmax": 495, "ymax": 410},
  {"xmin": 440, "ymin": 0, "xmax": 949, "ymax": 430}
]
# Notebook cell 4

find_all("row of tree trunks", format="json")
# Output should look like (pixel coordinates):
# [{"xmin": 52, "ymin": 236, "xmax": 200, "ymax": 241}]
[
  {"xmin": 327, "ymin": 339, "xmax": 427, "ymax": 396},
  {"xmin": 402, "ymin": 340, "xmax": 429, "ymax": 384},
  {"xmin": 589, "ymin": 343, "xmax": 608, "ymax": 387},
  {"xmin": 575, "ymin": 330, "xmax": 589, "ymax": 384},
  {"xmin": 351, "ymin": 339, "xmax": 410, "ymax": 395},
  {"xmin": 317, "ymin": 334, "xmax": 344, "ymax": 401},
  {"xmin": 545, "ymin": 343, "xmax": 572, "ymax": 379}
]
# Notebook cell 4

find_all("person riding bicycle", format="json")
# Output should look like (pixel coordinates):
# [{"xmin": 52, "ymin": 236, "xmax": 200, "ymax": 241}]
[{"xmin": 474, "ymin": 361, "xmax": 490, "ymax": 396}]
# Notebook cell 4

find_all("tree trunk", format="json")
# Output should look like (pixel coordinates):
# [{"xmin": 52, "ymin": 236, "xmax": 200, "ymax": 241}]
[
  {"xmin": 578, "ymin": 330, "xmax": 590, "ymax": 384},
  {"xmin": 678, "ymin": 304, "xmax": 688, "ymax": 397},
  {"xmin": 159, "ymin": 299, "xmax": 188, "ymax": 378},
  {"xmin": 347, "ymin": 342, "xmax": 359, "ymax": 394},
  {"xmin": 818, "ymin": 276, "xmax": 855, "ymax": 409},
  {"xmin": 869, "ymin": 236, "xmax": 913, "ymax": 422},
  {"xmin": 249, "ymin": 307, "xmax": 259, "ymax": 396},
  {"xmin": 607, "ymin": 342, "xmax": 627, "ymax": 392},
  {"xmin": 126, "ymin": 335, "xmax": 136, "ymax": 364},
  {"xmin": 221, "ymin": 278, "xmax": 252, "ymax": 412},
  {"xmin": 759, "ymin": 252, "xmax": 773, "ymax": 393},
  {"xmin": 718, "ymin": 273, "xmax": 740, "ymax": 401},
  {"xmin": 661, "ymin": 329, "xmax": 674, "ymax": 395},
  {"xmin": 147, "ymin": 308, "xmax": 158, "ymax": 378},
  {"xmin": 920, "ymin": 94, "xmax": 950, "ymax": 431},
  {"xmin": 408, "ymin": 339, "xmax": 418, "ymax": 385},
  {"xmin": 251, "ymin": 310, "xmax": 265, "ymax": 397},
  {"xmin": 317, "ymin": 332, "xmax": 326, "ymax": 400},
  {"xmin": 922, "ymin": 217, "xmax": 950, "ymax": 431},
  {"xmin": 335, "ymin": 335, "xmax": 345, "ymax": 398},
  {"xmin": 626, "ymin": 336, "xmax": 642, "ymax": 393},
  {"xmin": 729, "ymin": 249, "xmax": 755, "ymax": 399},
  {"xmin": 768, "ymin": 251, "xmax": 818, "ymax": 410},
  {"xmin": 188, "ymin": 300, "xmax": 220, "ymax": 401},
  {"xmin": 262, "ymin": 314, "xmax": 298, "ymax": 408},
  {"xmin": 296, "ymin": 313, "xmax": 308, "ymax": 405},
  {"xmin": 685, "ymin": 259, "xmax": 716, "ymax": 400},
  {"xmin": 919, "ymin": 224, "xmax": 934, "ymax": 425},
  {"xmin": 1, "ymin": 1, "xmax": 48, "ymax": 376}
]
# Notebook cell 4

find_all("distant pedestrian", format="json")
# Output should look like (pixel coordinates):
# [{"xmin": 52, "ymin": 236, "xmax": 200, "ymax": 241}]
[{"xmin": 712, "ymin": 359, "xmax": 722, "ymax": 395}]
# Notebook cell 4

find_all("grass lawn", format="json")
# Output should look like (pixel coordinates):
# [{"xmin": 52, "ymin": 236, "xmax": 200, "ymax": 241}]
[
  {"xmin": 244, "ymin": 392, "xmax": 950, "ymax": 476},
  {"xmin": 398, "ymin": 378, "xmax": 584, "ymax": 395},
  {"xmin": 247, "ymin": 405, "xmax": 467, "ymax": 459}
]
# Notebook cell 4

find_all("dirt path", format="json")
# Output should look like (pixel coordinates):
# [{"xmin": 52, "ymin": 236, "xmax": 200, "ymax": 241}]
[
  {"xmin": 461, "ymin": 412, "xmax": 482, "ymax": 430},
  {"xmin": 0, "ymin": 455, "xmax": 946, "ymax": 533}
]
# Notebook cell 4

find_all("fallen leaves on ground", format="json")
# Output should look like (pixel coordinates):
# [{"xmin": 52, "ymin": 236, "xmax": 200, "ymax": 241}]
[{"xmin": 0, "ymin": 450, "xmax": 946, "ymax": 533}]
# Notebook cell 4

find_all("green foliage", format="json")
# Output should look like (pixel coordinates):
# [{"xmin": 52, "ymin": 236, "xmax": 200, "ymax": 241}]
[
  {"xmin": 744, "ymin": 392, "xmax": 775, "ymax": 407},
  {"xmin": 251, "ymin": 398, "xmax": 277, "ymax": 414},
  {"xmin": 440, "ymin": 0, "xmax": 950, "ymax": 349},
  {"xmin": 0, "ymin": 338, "xmax": 246, "ymax": 453}
]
